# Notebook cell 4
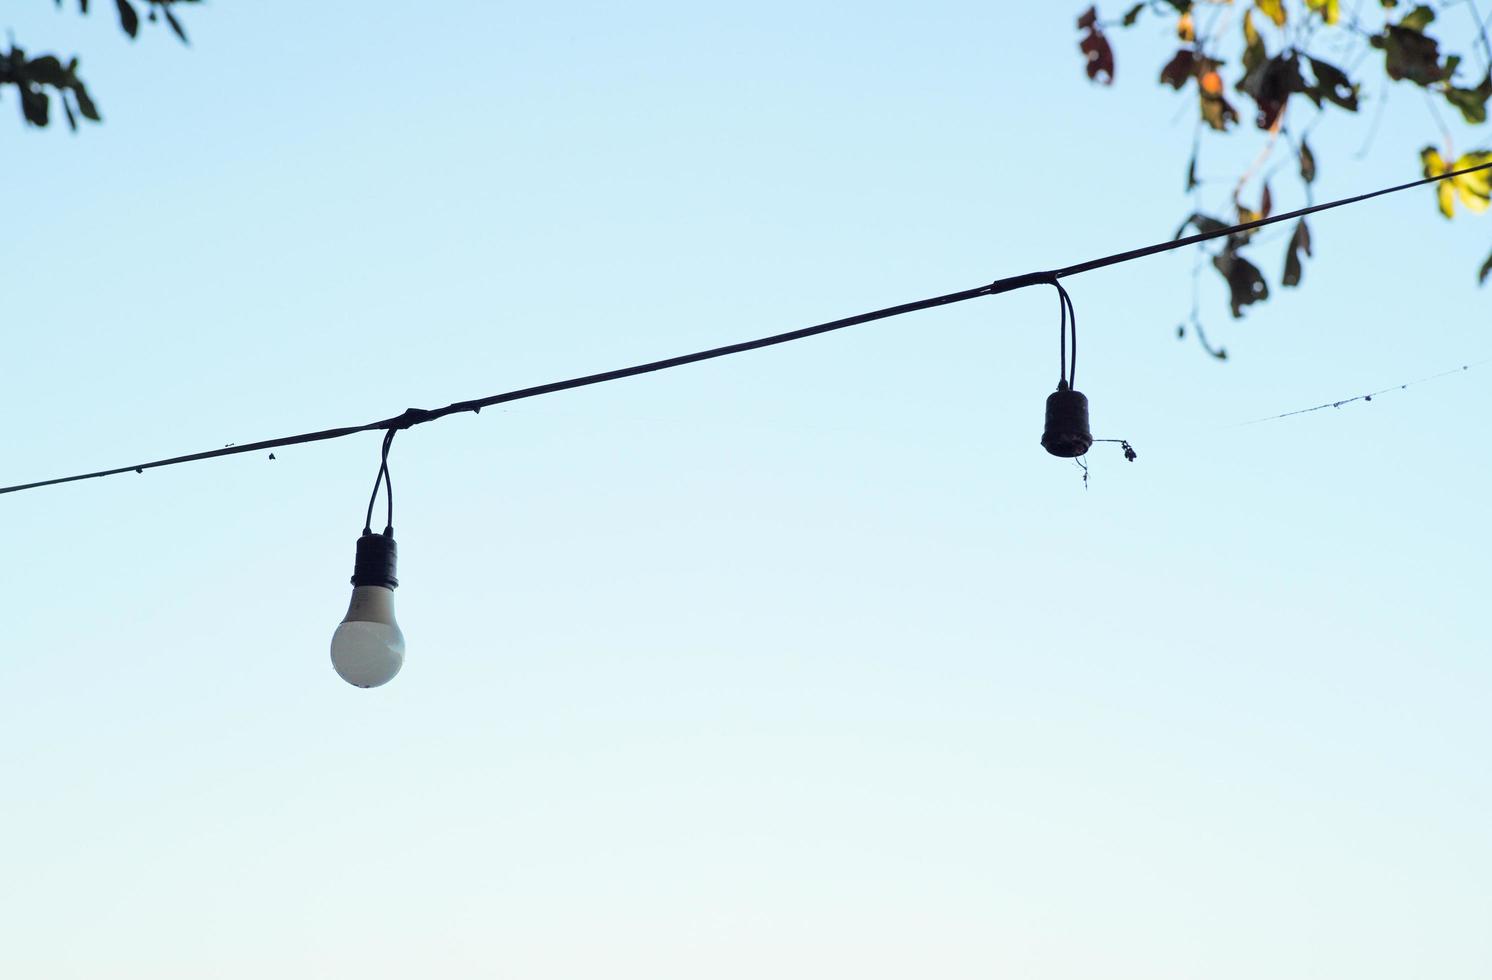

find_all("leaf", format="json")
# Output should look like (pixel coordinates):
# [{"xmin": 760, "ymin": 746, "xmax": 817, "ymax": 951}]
[
  {"xmin": 1078, "ymin": 7, "xmax": 1115, "ymax": 84},
  {"xmin": 163, "ymin": 8, "xmax": 189, "ymax": 44},
  {"xmin": 1213, "ymin": 248, "xmax": 1269, "ymax": 317},
  {"xmin": 1160, "ymin": 49, "xmax": 1196, "ymax": 89},
  {"xmin": 1175, "ymin": 213, "xmax": 1231, "ymax": 238},
  {"xmin": 1195, "ymin": 57, "xmax": 1238, "ymax": 130},
  {"xmin": 62, "ymin": 93, "xmax": 77, "ymax": 131},
  {"xmin": 1422, "ymin": 146, "xmax": 1456, "ymax": 217},
  {"xmin": 1422, "ymin": 147, "xmax": 1492, "ymax": 217},
  {"xmin": 1121, "ymin": 3, "xmax": 1145, "ymax": 26},
  {"xmin": 1399, "ymin": 4, "xmax": 1435, "ymax": 31},
  {"xmin": 115, "ymin": 0, "xmax": 139, "ymax": 38},
  {"xmin": 1445, "ymin": 72, "xmax": 1492, "ymax": 125},
  {"xmin": 1306, "ymin": 57, "xmax": 1359, "ymax": 110},
  {"xmin": 1282, "ymin": 220, "xmax": 1312, "ymax": 287},
  {"xmin": 1177, "ymin": 11, "xmax": 1195, "ymax": 42},
  {"xmin": 74, "ymin": 83, "xmax": 100, "ymax": 121},
  {"xmin": 24, "ymin": 55, "xmax": 68, "ymax": 87},
  {"xmin": 18, "ymin": 83, "xmax": 50, "ymax": 126},
  {"xmin": 1201, "ymin": 87, "xmax": 1239, "ymax": 130},
  {"xmin": 1453, "ymin": 152, "xmax": 1492, "ymax": 213},
  {"xmin": 1372, "ymin": 25, "xmax": 1447, "ymax": 85},
  {"xmin": 1186, "ymin": 149, "xmax": 1199, "ymax": 190},
  {"xmin": 1480, "ymin": 249, "xmax": 1492, "ymax": 285},
  {"xmin": 1242, "ymin": 10, "xmax": 1266, "ymax": 74},
  {"xmin": 1306, "ymin": 0, "xmax": 1341, "ymax": 24},
  {"xmin": 1239, "ymin": 52, "xmax": 1305, "ymax": 129},
  {"xmin": 1299, "ymin": 137, "xmax": 1316, "ymax": 183},
  {"xmin": 1257, "ymin": 0, "xmax": 1288, "ymax": 28}
]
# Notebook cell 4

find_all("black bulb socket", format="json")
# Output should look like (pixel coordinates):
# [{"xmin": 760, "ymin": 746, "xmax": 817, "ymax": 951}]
[
  {"xmin": 351, "ymin": 531, "xmax": 399, "ymax": 589},
  {"xmin": 1041, "ymin": 383, "xmax": 1094, "ymax": 458}
]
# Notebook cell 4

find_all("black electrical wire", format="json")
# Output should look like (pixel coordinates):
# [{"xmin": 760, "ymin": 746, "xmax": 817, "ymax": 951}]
[
  {"xmin": 1054, "ymin": 281, "xmax": 1078, "ymax": 388},
  {"xmin": 1056, "ymin": 282, "xmax": 1069, "ymax": 387},
  {"xmin": 2, "ymin": 158, "xmax": 1490, "ymax": 498},
  {"xmin": 363, "ymin": 428, "xmax": 396, "ymax": 535}
]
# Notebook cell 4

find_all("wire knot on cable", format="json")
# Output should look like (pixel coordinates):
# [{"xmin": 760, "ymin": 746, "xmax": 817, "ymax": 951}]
[{"xmin": 389, "ymin": 407, "xmax": 437, "ymax": 430}]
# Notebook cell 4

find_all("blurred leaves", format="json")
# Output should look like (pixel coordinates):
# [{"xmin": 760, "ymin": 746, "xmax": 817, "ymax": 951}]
[
  {"xmin": 1306, "ymin": 0, "xmax": 1340, "ymax": 25},
  {"xmin": 1213, "ymin": 248, "xmax": 1270, "ymax": 317},
  {"xmin": 0, "ymin": 45, "xmax": 100, "ymax": 129},
  {"xmin": 1283, "ymin": 220, "xmax": 1312, "ymax": 287},
  {"xmin": 1298, "ymin": 137, "xmax": 1316, "ymax": 183},
  {"xmin": 1445, "ymin": 72, "xmax": 1492, "ymax": 124},
  {"xmin": 1079, "ymin": 0, "xmax": 1492, "ymax": 315},
  {"xmin": 1421, "ymin": 147, "xmax": 1492, "ymax": 217},
  {"xmin": 9, "ymin": 0, "xmax": 198, "ymax": 131},
  {"xmin": 1077, "ymin": 7, "xmax": 1115, "ymax": 84},
  {"xmin": 1372, "ymin": 7, "xmax": 1450, "ymax": 85}
]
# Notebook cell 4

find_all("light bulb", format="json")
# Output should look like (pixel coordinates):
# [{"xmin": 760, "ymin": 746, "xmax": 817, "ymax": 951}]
[{"xmin": 331, "ymin": 531, "xmax": 404, "ymax": 688}]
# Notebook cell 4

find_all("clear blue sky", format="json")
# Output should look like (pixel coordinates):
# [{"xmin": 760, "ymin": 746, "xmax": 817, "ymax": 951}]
[{"xmin": 2, "ymin": 3, "xmax": 1489, "ymax": 977}]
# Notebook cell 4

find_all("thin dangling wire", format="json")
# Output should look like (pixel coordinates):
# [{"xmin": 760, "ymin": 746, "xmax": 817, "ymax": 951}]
[
  {"xmin": 1053, "ymin": 280, "xmax": 1078, "ymax": 389},
  {"xmin": 362, "ymin": 428, "xmax": 397, "ymax": 536},
  {"xmin": 1055, "ymin": 281, "xmax": 1069, "ymax": 388}
]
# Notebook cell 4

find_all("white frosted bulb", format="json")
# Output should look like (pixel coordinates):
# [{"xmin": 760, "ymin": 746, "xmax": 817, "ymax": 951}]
[
  {"xmin": 331, "ymin": 586, "xmax": 405, "ymax": 688},
  {"xmin": 331, "ymin": 531, "xmax": 405, "ymax": 689}
]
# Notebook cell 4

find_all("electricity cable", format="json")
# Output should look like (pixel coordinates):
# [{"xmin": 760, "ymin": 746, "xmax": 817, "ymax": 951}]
[{"xmin": 3, "ymin": 159, "xmax": 1490, "ymax": 498}]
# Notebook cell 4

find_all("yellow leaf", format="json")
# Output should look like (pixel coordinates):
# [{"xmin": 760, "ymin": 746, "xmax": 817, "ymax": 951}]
[
  {"xmin": 1422, "ymin": 147, "xmax": 1455, "ymax": 217},
  {"xmin": 1256, "ymin": 0, "xmax": 1287, "ymax": 28},
  {"xmin": 1453, "ymin": 152, "xmax": 1492, "ymax": 213},
  {"xmin": 1243, "ymin": 9, "xmax": 1260, "ymax": 49},
  {"xmin": 1178, "ymin": 11, "xmax": 1195, "ymax": 42},
  {"xmin": 1306, "ymin": 0, "xmax": 1340, "ymax": 25}
]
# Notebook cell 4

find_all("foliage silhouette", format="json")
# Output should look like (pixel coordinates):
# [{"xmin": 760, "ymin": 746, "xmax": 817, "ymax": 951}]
[
  {"xmin": 2, "ymin": 1, "xmax": 196, "ymax": 130},
  {"xmin": 1075, "ymin": 1, "xmax": 1492, "ymax": 352}
]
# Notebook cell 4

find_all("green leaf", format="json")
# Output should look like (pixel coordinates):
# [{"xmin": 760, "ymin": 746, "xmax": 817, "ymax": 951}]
[
  {"xmin": 1400, "ymin": 4, "xmax": 1435, "ymax": 31},
  {"xmin": 1445, "ymin": 72, "xmax": 1492, "ymax": 125},
  {"xmin": 1372, "ymin": 25, "xmax": 1446, "ymax": 85},
  {"xmin": 1242, "ymin": 9, "xmax": 1265, "ymax": 75}
]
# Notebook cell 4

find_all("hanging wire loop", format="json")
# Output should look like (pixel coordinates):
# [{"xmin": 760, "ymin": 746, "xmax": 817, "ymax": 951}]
[{"xmin": 363, "ymin": 429, "xmax": 397, "ymax": 537}]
